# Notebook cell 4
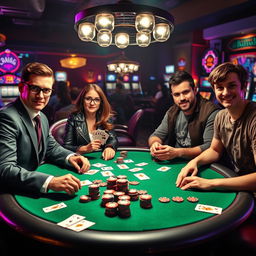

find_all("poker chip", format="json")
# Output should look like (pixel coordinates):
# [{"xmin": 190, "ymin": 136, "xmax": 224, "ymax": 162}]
[
  {"xmin": 172, "ymin": 196, "xmax": 184, "ymax": 203},
  {"xmin": 137, "ymin": 190, "xmax": 148, "ymax": 195},
  {"xmin": 158, "ymin": 197, "xmax": 170, "ymax": 203},
  {"xmin": 187, "ymin": 196, "xmax": 199, "ymax": 203},
  {"xmin": 79, "ymin": 195, "xmax": 91, "ymax": 203},
  {"xmin": 93, "ymin": 180, "xmax": 102, "ymax": 184},
  {"xmin": 129, "ymin": 181, "xmax": 140, "ymax": 185},
  {"xmin": 99, "ymin": 182, "xmax": 107, "ymax": 187}
]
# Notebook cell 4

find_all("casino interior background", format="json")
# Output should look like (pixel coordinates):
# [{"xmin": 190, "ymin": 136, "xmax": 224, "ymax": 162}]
[{"xmin": 0, "ymin": 0, "xmax": 256, "ymax": 255}]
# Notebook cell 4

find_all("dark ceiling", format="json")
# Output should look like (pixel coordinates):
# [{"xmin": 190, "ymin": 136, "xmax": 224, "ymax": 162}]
[{"xmin": 0, "ymin": 0, "xmax": 255, "ymax": 55}]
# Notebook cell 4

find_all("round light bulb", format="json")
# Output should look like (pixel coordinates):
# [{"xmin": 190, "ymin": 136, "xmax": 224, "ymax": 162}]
[
  {"xmin": 97, "ymin": 31, "xmax": 112, "ymax": 47},
  {"xmin": 153, "ymin": 23, "xmax": 171, "ymax": 42},
  {"xmin": 95, "ymin": 13, "xmax": 114, "ymax": 32},
  {"xmin": 115, "ymin": 33, "xmax": 129, "ymax": 49},
  {"xmin": 136, "ymin": 32, "xmax": 151, "ymax": 47},
  {"xmin": 135, "ymin": 13, "xmax": 155, "ymax": 33},
  {"xmin": 78, "ymin": 22, "xmax": 95, "ymax": 41}
]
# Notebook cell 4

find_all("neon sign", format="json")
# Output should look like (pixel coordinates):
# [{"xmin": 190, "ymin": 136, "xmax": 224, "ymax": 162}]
[
  {"xmin": 202, "ymin": 49, "xmax": 219, "ymax": 74},
  {"xmin": 0, "ymin": 49, "xmax": 20, "ymax": 73}
]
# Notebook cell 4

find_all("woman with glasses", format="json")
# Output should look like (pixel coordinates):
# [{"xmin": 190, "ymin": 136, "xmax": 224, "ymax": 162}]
[{"xmin": 63, "ymin": 84, "xmax": 118, "ymax": 160}]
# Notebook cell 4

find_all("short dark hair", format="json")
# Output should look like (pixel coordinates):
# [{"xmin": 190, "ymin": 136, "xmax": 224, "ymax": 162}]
[
  {"xmin": 208, "ymin": 62, "xmax": 248, "ymax": 90},
  {"xmin": 169, "ymin": 71, "xmax": 195, "ymax": 92}
]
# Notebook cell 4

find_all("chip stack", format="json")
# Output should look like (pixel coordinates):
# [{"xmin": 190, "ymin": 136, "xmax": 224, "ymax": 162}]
[
  {"xmin": 107, "ymin": 176, "xmax": 117, "ymax": 190},
  {"xmin": 140, "ymin": 194, "xmax": 152, "ymax": 209},
  {"xmin": 88, "ymin": 184, "xmax": 100, "ymax": 200},
  {"xmin": 117, "ymin": 200, "xmax": 131, "ymax": 218},
  {"xmin": 117, "ymin": 175, "xmax": 127, "ymax": 179},
  {"xmin": 118, "ymin": 195, "xmax": 131, "ymax": 201},
  {"xmin": 128, "ymin": 189, "xmax": 139, "ymax": 201},
  {"xmin": 116, "ymin": 157, "xmax": 124, "ymax": 163},
  {"xmin": 105, "ymin": 202, "xmax": 118, "ymax": 217},
  {"xmin": 113, "ymin": 191, "xmax": 125, "ymax": 201},
  {"xmin": 101, "ymin": 194, "xmax": 114, "ymax": 207},
  {"xmin": 120, "ymin": 151, "xmax": 128, "ymax": 158},
  {"xmin": 116, "ymin": 178, "xmax": 129, "ymax": 192}
]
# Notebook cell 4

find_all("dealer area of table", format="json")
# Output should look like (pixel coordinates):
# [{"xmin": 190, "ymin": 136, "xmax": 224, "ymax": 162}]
[{"xmin": 0, "ymin": 148, "xmax": 254, "ymax": 253}]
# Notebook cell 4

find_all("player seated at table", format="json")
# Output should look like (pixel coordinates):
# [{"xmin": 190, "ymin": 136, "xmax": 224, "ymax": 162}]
[
  {"xmin": 176, "ymin": 62, "xmax": 256, "ymax": 191},
  {"xmin": 0, "ymin": 62, "xmax": 90, "ymax": 195},
  {"xmin": 148, "ymin": 70, "xmax": 220, "ymax": 161},
  {"xmin": 63, "ymin": 83, "xmax": 118, "ymax": 161}
]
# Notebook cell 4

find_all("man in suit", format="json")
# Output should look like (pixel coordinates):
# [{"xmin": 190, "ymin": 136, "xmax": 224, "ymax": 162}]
[{"xmin": 0, "ymin": 62, "xmax": 90, "ymax": 195}]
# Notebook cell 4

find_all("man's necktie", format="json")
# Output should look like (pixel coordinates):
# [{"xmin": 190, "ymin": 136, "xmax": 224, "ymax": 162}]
[{"xmin": 34, "ymin": 115, "xmax": 42, "ymax": 146}]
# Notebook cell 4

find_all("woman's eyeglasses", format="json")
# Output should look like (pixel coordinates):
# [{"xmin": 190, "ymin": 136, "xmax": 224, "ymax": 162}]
[{"xmin": 84, "ymin": 96, "xmax": 101, "ymax": 104}]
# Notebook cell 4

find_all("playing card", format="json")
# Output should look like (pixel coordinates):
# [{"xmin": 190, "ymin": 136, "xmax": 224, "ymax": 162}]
[
  {"xmin": 80, "ymin": 180, "xmax": 93, "ymax": 186},
  {"xmin": 67, "ymin": 219, "xmax": 95, "ymax": 232},
  {"xmin": 101, "ymin": 171, "xmax": 115, "ymax": 177},
  {"xmin": 157, "ymin": 166, "xmax": 171, "ymax": 172},
  {"xmin": 129, "ymin": 167, "xmax": 143, "ymax": 172},
  {"xmin": 117, "ymin": 164, "xmax": 129, "ymax": 169},
  {"xmin": 135, "ymin": 162, "xmax": 148, "ymax": 166},
  {"xmin": 101, "ymin": 166, "xmax": 113, "ymax": 171},
  {"xmin": 123, "ymin": 159, "xmax": 134, "ymax": 163},
  {"xmin": 92, "ymin": 163, "xmax": 106, "ymax": 168},
  {"xmin": 85, "ymin": 169, "xmax": 100, "ymax": 175},
  {"xmin": 134, "ymin": 173, "xmax": 150, "ymax": 180},
  {"xmin": 91, "ymin": 130, "xmax": 109, "ymax": 145},
  {"xmin": 43, "ymin": 202, "xmax": 67, "ymax": 213},
  {"xmin": 57, "ymin": 214, "xmax": 85, "ymax": 228},
  {"xmin": 195, "ymin": 204, "xmax": 222, "ymax": 214}
]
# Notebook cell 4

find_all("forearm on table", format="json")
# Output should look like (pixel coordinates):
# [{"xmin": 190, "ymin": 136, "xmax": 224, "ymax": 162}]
[
  {"xmin": 176, "ymin": 146, "xmax": 203, "ymax": 159},
  {"xmin": 210, "ymin": 172, "xmax": 256, "ymax": 191}
]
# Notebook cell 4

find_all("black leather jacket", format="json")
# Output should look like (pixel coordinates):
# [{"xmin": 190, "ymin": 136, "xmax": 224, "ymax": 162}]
[{"xmin": 63, "ymin": 111, "xmax": 118, "ymax": 153}]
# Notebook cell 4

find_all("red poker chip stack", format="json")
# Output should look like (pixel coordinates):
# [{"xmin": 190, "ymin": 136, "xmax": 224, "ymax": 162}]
[
  {"xmin": 88, "ymin": 184, "xmax": 100, "ymax": 200},
  {"xmin": 116, "ymin": 157, "xmax": 124, "ymax": 163},
  {"xmin": 116, "ymin": 178, "xmax": 129, "ymax": 192},
  {"xmin": 118, "ymin": 195, "xmax": 131, "ymax": 201},
  {"xmin": 113, "ymin": 191, "xmax": 125, "ymax": 201},
  {"xmin": 105, "ymin": 202, "xmax": 118, "ymax": 217},
  {"xmin": 140, "ymin": 194, "xmax": 152, "ymax": 209},
  {"xmin": 101, "ymin": 194, "xmax": 114, "ymax": 207},
  {"xmin": 107, "ymin": 176, "xmax": 117, "ymax": 190},
  {"xmin": 117, "ymin": 200, "xmax": 131, "ymax": 218},
  {"xmin": 128, "ymin": 189, "xmax": 139, "ymax": 201}
]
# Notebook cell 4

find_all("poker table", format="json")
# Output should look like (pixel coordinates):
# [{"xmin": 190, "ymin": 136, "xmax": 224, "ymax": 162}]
[{"xmin": 0, "ymin": 148, "xmax": 254, "ymax": 253}]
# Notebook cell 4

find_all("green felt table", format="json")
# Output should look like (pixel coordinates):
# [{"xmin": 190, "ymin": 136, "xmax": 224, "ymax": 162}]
[
  {"xmin": 16, "ymin": 150, "xmax": 236, "ymax": 231},
  {"xmin": 0, "ymin": 148, "xmax": 254, "ymax": 252}
]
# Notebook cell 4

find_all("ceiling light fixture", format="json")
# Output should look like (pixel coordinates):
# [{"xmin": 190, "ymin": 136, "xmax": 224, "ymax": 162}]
[
  {"xmin": 107, "ymin": 51, "xmax": 139, "ymax": 75},
  {"xmin": 60, "ymin": 55, "xmax": 86, "ymax": 69},
  {"xmin": 74, "ymin": 0, "xmax": 174, "ymax": 48}
]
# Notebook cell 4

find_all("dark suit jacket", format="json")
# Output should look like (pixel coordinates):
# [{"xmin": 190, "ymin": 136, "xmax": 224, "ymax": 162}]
[
  {"xmin": 63, "ymin": 111, "xmax": 118, "ymax": 153},
  {"xmin": 0, "ymin": 98, "xmax": 75, "ymax": 194}
]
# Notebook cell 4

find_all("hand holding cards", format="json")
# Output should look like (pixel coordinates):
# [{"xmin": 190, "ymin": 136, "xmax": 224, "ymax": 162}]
[{"xmin": 91, "ymin": 129, "xmax": 109, "ymax": 145}]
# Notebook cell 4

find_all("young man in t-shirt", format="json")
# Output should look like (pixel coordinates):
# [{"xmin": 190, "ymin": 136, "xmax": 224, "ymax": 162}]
[
  {"xmin": 148, "ymin": 71, "xmax": 219, "ymax": 161},
  {"xmin": 176, "ymin": 62, "xmax": 256, "ymax": 192}
]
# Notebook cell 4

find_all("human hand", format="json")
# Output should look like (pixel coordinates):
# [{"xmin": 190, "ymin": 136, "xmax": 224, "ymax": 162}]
[
  {"xmin": 69, "ymin": 155, "xmax": 90, "ymax": 174},
  {"xmin": 48, "ymin": 174, "xmax": 81, "ymax": 195},
  {"xmin": 176, "ymin": 160, "xmax": 198, "ymax": 188},
  {"xmin": 178, "ymin": 176, "xmax": 214, "ymax": 191},
  {"xmin": 150, "ymin": 142, "xmax": 162, "ymax": 156},
  {"xmin": 151, "ymin": 145, "xmax": 179, "ymax": 161},
  {"xmin": 102, "ymin": 147, "xmax": 115, "ymax": 160}
]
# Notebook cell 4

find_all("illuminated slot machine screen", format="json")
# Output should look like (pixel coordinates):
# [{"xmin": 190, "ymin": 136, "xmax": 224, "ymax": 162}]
[
  {"xmin": 55, "ymin": 71, "xmax": 67, "ymax": 82},
  {"xmin": 0, "ymin": 74, "xmax": 20, "ymax": 104},
  {"xmin": 230, "ymin": 52, "xmax": 256, "ymax": 99},
  {"xmin": 131, "ymin": 75, "xmax": 142, "ymax": 94},
  {"xmin": 105, "ymin": 74, "xmax": 117, "ymax": 95},
  {"xmin": 199, "ymin": 77, "xmax": 214, "ymax": 100}
]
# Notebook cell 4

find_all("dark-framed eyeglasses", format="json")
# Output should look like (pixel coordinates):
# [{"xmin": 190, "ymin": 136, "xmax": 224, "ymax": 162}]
[
  {"xmin": 24, "ymin": 83, "xmax": 53, "ymax": 96},
  {"xmin": 84, "ymin": 96, "xmax": 101, "ymax": 104}
]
